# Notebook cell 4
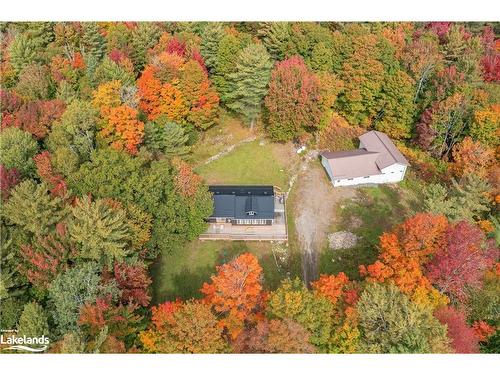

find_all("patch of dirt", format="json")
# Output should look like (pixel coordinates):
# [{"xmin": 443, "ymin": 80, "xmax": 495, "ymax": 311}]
[{"xmin": 293, "ymin": 162, "xmax": 357, "ymax": 286}]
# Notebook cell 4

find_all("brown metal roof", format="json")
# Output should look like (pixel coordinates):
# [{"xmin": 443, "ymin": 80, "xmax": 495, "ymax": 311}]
[
  {"xmin": 359, "ymin": 131, "xmax": 409, "ymax": 168},
  {"xmin": 320, "ymin": 131, "xmax": 409, "ymax": 180}
]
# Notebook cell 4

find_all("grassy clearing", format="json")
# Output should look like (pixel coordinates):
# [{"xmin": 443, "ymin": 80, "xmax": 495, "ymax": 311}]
[
  {"xmin": 318, "ymin": 173, "xmax": 425, "ymax": 279},
  {"xmin": 195, "ymin": 140, "xmax": 292, "ymax": 190},
  {"xmin": 189, "ymin": 111, "xmax": 253, "ymax": 166},
  {"xmin": 150, "ymin": 240, "xmax": 299, "ymax": 304}
]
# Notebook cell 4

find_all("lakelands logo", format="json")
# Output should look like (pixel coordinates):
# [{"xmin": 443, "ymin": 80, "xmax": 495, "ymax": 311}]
[{"xmin": 1, "ymin": 329, "xmax": 49, "ymax": 352}]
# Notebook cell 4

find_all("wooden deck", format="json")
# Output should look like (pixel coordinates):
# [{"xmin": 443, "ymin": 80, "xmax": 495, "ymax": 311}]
[{"xmin": 199, "ymin": 193, "xmax": 288, "ymax": 242}]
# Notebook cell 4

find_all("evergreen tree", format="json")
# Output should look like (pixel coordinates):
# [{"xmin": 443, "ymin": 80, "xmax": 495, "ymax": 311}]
[
  {"xmin": 17, "ymin": 302, "xmax": 49, "ymax": 338},
  {"xmin": 143, "ymin": 117, "xmax": 190, "ymax": 158},
  {"xmin": 226, "ymin": 44, "xmax": 273, "ymax": 129},
  {"xmin": 68, "ymin": 196, "xmax": 132, "ymax": 267},
  {"xmin": 81, "ymin": 22, "xmax": 106, "ymax": 62},
  {"xmin": 257, "ymin": 22, "xmax": 292, "ymax": 61},
  {"xmin": 131, "ymin": 22, "xmax": 161, "ymax": 72},
  {"xmin": 200, "ymin": 23, "xmax": 225, "ymax": 72},
  {"xmin": 3, "ymin": 180, "xmax": 68, "ymax": 236},
  {"xmin": 0, "ymin": 127, "xmax": 39, "ymax": 178},
  {"xmin": 8, "ymin": 33, "xmax": 39, "ymax": 74}
]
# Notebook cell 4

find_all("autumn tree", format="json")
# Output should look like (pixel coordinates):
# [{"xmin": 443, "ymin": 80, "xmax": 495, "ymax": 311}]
[
  {"xmin": 232, "ymin": 319, "xmax": 316, "ymax": 353},
  {"xmin": 311, "ymin": 272, "xmax": 350, "ymax": 306},
  {"xmin": 336, "ymin": 28, "xmax": 385, "ymax": 127},
  {"xmin": 450, "ymin": 136, "xmax": 494, "ymax": 179},
  {"xmin": 226, "ymin": 43, "xmax": 273, "ymax": 129},
  {"xmin": 374, "ymin": 70, "xmax": 416, "ymax": 139},
  {"xmin": 360, "ymin": 213, "xmax": 449, "ymax": 310},
  {"xmin": 0, "ymin": 165, "xmax": 20, "ymax": 200},
  {"xmin": 100, "ymin": 105, "xmax": 144, "ymax": 155},
  {"xmin": 470, "ymin": 104, "xmax": 500, "ymax": 147},
  {"xmin": 201, "ymin": 253, "xmax": 264, "ymax": 338},
  {"xmin": 19, "ymin": 234, "xmax": 74, "ymax": 289},
  {"xmin": 434, "ymin": 306, "xmax": 480, "ymax": 353},
  {"xmin": 140, "ymin": 300, "xmax": 227, "ymax": 353},
  {"xmin": 357, "ymin": 283, "xmax": 450, "ymax": 353},
  {"xmin": 0, "ymin": 127, "xmax": 39, "ymax": 178},
  {"xmin": 425, "ymin": 221, "xmax": 498, "ymax": 302},
  {"xmin": 112, "ymin": 261, "xmax": 152, "ymax": 307},
  {"xmin": 34, "ymin": 151, "xmax": 68, "ymax": 198},
  {"xmin": 266, "ymin": 278, "xmax": 335, "ymax": 351},
  {"xmin": 264, "ymin": 56, "xmax": 322, "ymax": 141}
]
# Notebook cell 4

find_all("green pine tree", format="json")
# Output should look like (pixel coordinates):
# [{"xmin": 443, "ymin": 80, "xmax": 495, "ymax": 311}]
[
  {"xmin": 143, "ymin": 117, "xmax": 190, "ymax": 158},
  {"xmin": 81, "ymin": 22, "xmax": 106, "ymax": 61},
  {"xmin": 226, "ymin": 44, "xmax": 273, "ymax": 129},
  {"xmin": 131, "ymin": 22, "xmax": 161, "ymax": 72},
  {"xmin": 200, "ymin": 23, "xmax": 225, "ymax": 72}
]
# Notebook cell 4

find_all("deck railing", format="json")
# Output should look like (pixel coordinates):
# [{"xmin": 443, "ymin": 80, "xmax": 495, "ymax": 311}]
[{"xmin": 199, "ymin": 232, "xmax": 288, "ymax": 241}]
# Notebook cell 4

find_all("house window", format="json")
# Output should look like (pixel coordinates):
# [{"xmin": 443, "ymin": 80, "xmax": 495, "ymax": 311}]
[{"xmin": 348, "ymin": 178, "xmax": 354, "ymax": 181}]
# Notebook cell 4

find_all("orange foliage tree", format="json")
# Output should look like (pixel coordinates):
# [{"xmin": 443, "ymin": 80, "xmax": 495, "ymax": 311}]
[
  {"xmin": 360, "ymin": 213, "xmax": 450, "ymax": 309},
  {"xmin": 311, "ymin": 272, "xmax": 350, "ymax": 305},
  {"xmin": 139, "ymin": 300, "xmax": 227, "ymax": 353},
  {"xmin": 451, "ymin": 136, "xmax": 495, "ymax": 179},
  {"xmin": 171, "ymin": 157, "xmax": 202, "ymax": 198},
  {"xmin": 137, "ymin": 52, "xmax": 218, "ymax": 129},
  {"xmin": 201, "ymin": 253, "xmax": 265, "ymax": 339},
  {"xmin": 100, "ymin": 105, "xmax": 144, "ymax": 155}
]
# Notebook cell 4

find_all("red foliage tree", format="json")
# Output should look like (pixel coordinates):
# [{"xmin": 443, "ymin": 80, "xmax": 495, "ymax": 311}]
[
  {"xmin": 0, "ymin": 165, "xmax": 20, "ymax": 200},
  {"xmin": 264, "ymin": 56, "xmax": 322, "ymax": 141},
  {"xmin": 2, "ymin": 100, "xmax": 66, "ymax": 139},
  {"xmin": 434, "ymin": 306, "xmax": 479, "ymax": 353},
  {"xmin": 113, "ymin": 261, "xmax": 152, "ymax": 307},
  {"xmin": 201, "ymin": 253, "xmax": 264, "ymax": 338},
  {"xmin": 166, "ymin": 37, "xmax": 186, "ymax": 57},
  {"xmin": 18, "ymin": 234, "xmax": 75, "ymax": 288},
  {"xmin": 426, "ymin": 221, "xmax": 498, "ymax": 302},
  {"xmin": 34, "ymin": 151, "xmax": 68, "ymax": 198}
]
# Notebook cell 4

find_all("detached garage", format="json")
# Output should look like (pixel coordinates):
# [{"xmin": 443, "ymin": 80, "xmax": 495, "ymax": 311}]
[{"xmin": 320, "ymin": 131, "xmax": 409, "ymax": 187}]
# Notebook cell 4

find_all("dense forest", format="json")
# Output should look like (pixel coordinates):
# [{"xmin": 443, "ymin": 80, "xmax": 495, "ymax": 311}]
[{"xmin": 0, "ymin": 21, "xmax": 498, "ymax": 354}]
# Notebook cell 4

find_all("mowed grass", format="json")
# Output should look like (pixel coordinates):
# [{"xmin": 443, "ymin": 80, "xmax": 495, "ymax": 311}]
[
  {"xmin": 150, "ymin": 240, "xmax": 298, "ymax": 305},
  {"xmin": 195, "ymin": 140, "xmax": 291, "ymax": 190},
  {"xmin": 318, "ymin": 173, "xmax": 425, "ymax": 279}
]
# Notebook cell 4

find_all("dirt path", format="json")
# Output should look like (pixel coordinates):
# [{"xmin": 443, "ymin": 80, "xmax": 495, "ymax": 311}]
[{"xmin": 293, "ymin": 161, "xmax": 356, "ymax": 286}]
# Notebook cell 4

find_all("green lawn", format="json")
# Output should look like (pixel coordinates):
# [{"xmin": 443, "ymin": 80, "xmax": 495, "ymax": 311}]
[
  {"xmin": 318, "ymin": 173, "xmax": 425, "ymax": 279},
  {"xmin": 150, "ymin": 240, "xmax": 299, "ymax": 305},
  {"xmin": 189, "ymin": 110, "xmax": 253, "ymax": 166},
  {"xmin": 195, "ymin": 140, "xmax": 291, "ymax": 190}
]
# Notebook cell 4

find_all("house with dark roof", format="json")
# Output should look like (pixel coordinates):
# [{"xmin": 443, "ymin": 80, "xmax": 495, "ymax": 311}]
[
  {"xmin": 320, "ymin": 131, "xmax": 410, "ymax": 187},
  {"xmin": 208, "ymin": 185, "xmax": 275, "ymax": 225},
  {"xmin": 200, "ymin": 185, "xmax": 287, "ymax": 241}
]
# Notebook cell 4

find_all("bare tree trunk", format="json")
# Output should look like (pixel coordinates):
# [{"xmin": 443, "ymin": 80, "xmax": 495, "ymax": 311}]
[{"xmin": 249, "ymin": 118, "xmax": 255, "ymax": 131}]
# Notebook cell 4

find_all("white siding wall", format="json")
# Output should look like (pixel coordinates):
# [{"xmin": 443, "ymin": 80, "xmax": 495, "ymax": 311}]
[{"xmin": 330, "ymin": 164, "xmax": 407, "ymax": 187}]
